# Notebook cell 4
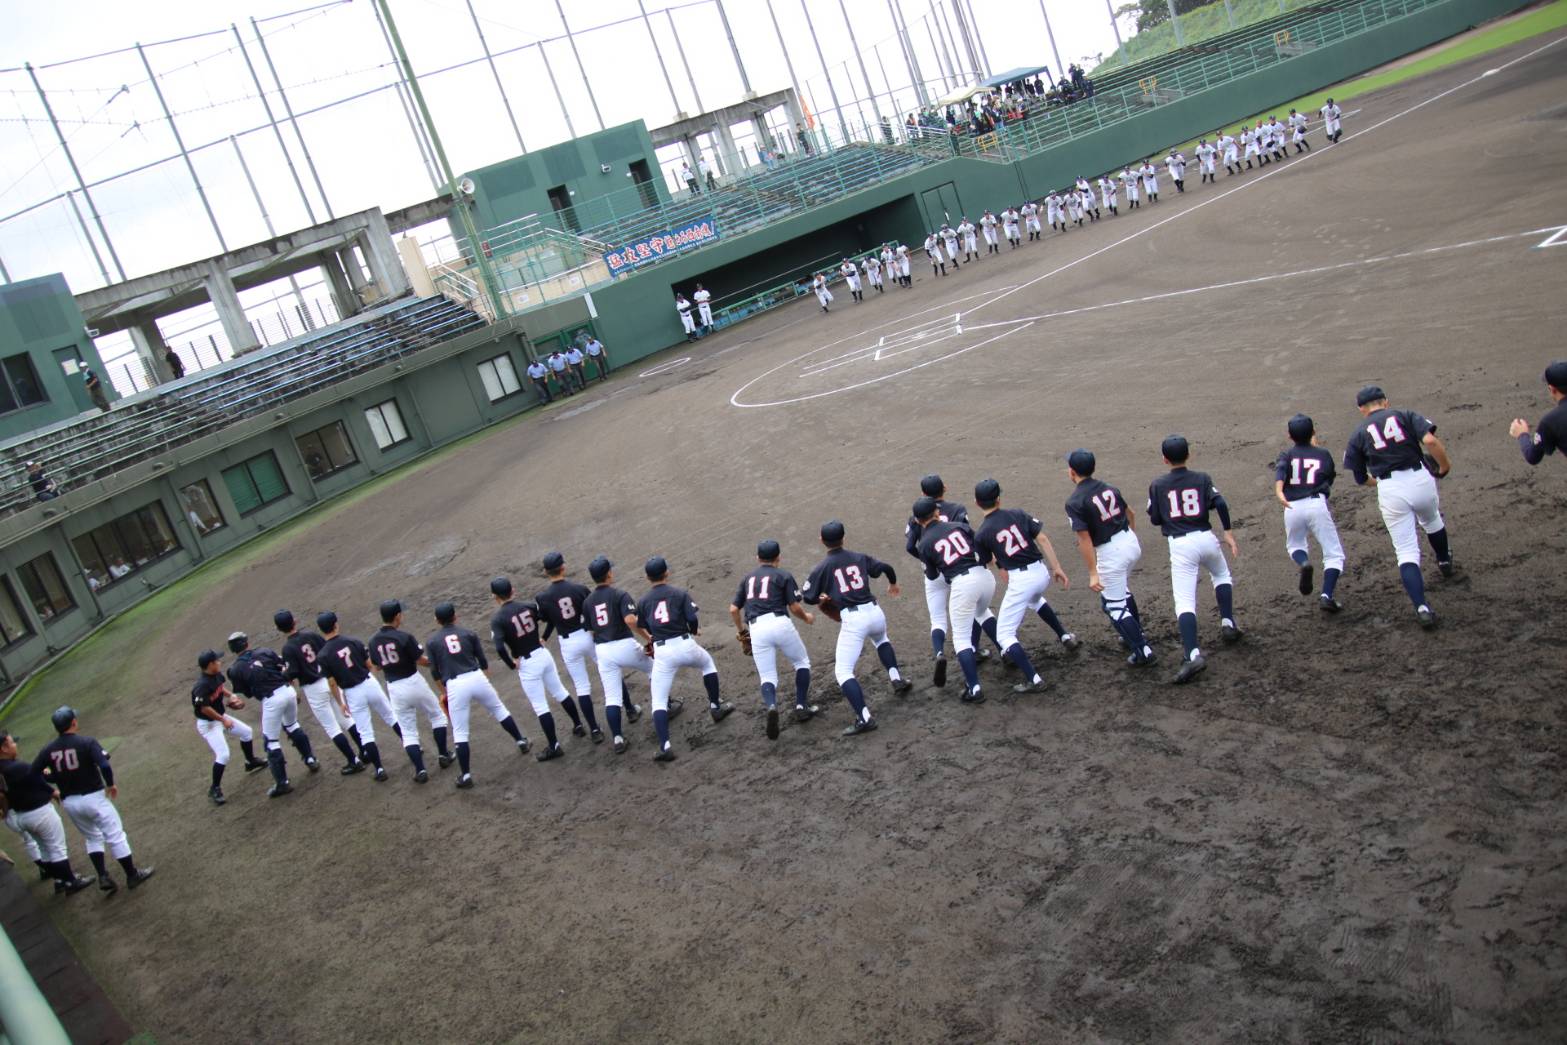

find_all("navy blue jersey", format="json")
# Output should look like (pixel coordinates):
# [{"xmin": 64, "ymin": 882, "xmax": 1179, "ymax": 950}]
[
  {"xmin": 227, "ymin": 648, "xmax": 291, "ymax": 698},
  {"xmin": 368, "ymin": 627, "xmax": 423, "ymax": 681},
  {"xmin": 191, "ymin": 672, "xmax": 228, "ymax": 720},
  {"xmin": 0, "ymin": 757, "xmax": 57, "ymax": 813},
  {"xmin": 425, "ymin": 626, "xmax": 487, "ymax": 682},
  {"xmin": 490, "ymin": 600, "xmax": 546, "ymax": 668},
  {"xmin": 33, "ymin": 734, "xmax": 113, "ymax": 796},
  {"xmin": 1520, "ymin": 401, "xmax": 1567, "ymax": 464},
  {"xmin": 319, "ymin": 635, "xmax": 373, "ymax": 688},
  {"xmin": 1146, "ymin": 468, "xmax": 1228, "ymax": 537},
  {"xmin": 1064, "ymin": 478, "xmax": 1131, "ymax": 547},
  {"xmin": 802, "ymin": 549, "xmax": 896, "ymax": 608},
  {"xmin": 637, "ymin": 584, "xmax": 700, "ymax": 642},
  {"xmin": 732, "ymin": 565, "xmax": 801, "ymax": 624},
  {"xmin": 904, "ymin": 499, "xmax": 969, "ymax": 559},
  {"xmin": 584, "ymin": 586, "xmax": 637, "ymax": 643},
  {"xmin": 536, "ymin": 579, "xmax": 591, "ymax": 637},
  {"xmin": 1275, "ymin": 445, "xmax": 1336, "ymax": 500},
  {"xmin": 280, "ymin": 631, "xmax": 328, "ymax": 684},
  {"xmin": 1344, "ymin": 408, "xmax": 1434, "ymax": 481},
  {"xmin": 916, "ymin": 519, "xmax": 982, "ymax": 581},
  {"xmin": 974, "ymin": 508, "xmax": 1044, "ymax": 569}
]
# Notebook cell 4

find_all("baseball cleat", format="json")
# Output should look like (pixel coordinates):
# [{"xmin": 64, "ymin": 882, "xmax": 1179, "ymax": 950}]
[
  {"xmin": 842, "ymin": 718, "xmax": 878, "ymax": 736},
  {"xmin": 961, "ymin": 686, "xmax": 985, "ymax": 704},
  {"xmin": 127, "ymin": 868, "xmax": 155, "ymax": 890},
  {"xmin": 340, "ymin": 761, "xmax": 366, "ymax": 775},
  {"xmin": 654, "ymin": 746, "xmax": 677, "ymax": 763},
  {"xmin": 892, "ymin": 678, "xmax": 913, "ymax": 696},
  {"xmin": 1127, "ymin": 648, "xmax": 1158, "ymax": 667},
  {"xmin": 1012, "ymin": 678, "xmax": 1048, "ymax": 694},
  {"xmin": 305, "ymin": 757, "xmax": 321, "ymax": 774},
  {"xmin": 667, "ymin": 699, "xmax": 684, "ymax": 721},
  {"xmin": 243, "ymin": 760, "xmax": 269, "ymax": 773},
  {"xmin": 59, "ymin": 876, "xmax": 94, "ymax": 895},
  {"xmin": 455, "ymin": 774, "xmax": 474, "ymax": 789},
  {"xmin": 612, "ymin": 736, "xmax": 627, "ymax": 754},
  {"xmin": 1437, "ymin": 559, "xmax": 1455, "ymax": 578},
  {"xmin": 1173, "ymin": 655, "xmax": 1207, "ymax": 685},
  {"xmin": 437, "ymin": 752, "xmax": 456, "ymax": 768},
  {"xmin": 267, "ymin": 782, "xmax": 293, "ymax": 798},
  {"xmin": 1298, "ymin": 564, "xmax": 1314, "ymax": 595},
  {"xmin": 1220, "ymin": 624, "xmax": 1244, "ymax": 644},
  {"xmin": 591, "ymin": 728, "xmax": 605, "ymax": 744},
  {"xmin": 372, "ymin": 767, "xmax": 389, "ymax": 782},
  {"xmin": 975, "ymin": 647, "xmax": 992, "ymax": 662},
  {"xmin": 572, "ymin": 724, "xmax": 587, "ymax": 738},
  {"xmin": 414, "ymin": 770, "xmax": 429, "ymax": 784},
  {"xmin": 1320, "ymin": 595, "xmax": 1343, "ymax": 614},
  {"xmin": 536, "ymin": 743, "xmax": 564, "ymax": 762},
  {"xmin": 709, "ymin": 702, "xmax": 735, "ymax": 723},
  {"xmin": 765, "ymin": 707, "xmax": 780, "ymax": 740},
  {"xmin": 1416, "ymin": 606, "xmax": 1437, "ymax": 629},
  {"xmin": 208, "ymin": 787, "xmax": 225, "ymax": 806},
  {"xmin": 1061, "ymin": 633, "xmax": 1083, "ymax": 651},
  {"xmin": 97, "ymin": 874, "xmax": 118, "ymax": 895},
  {"xmin": 516, "ymin": 738, "xmax": 531, "ymax": 755},
  {"xmin": 793, "ymin": 704, "xmax": 818, "ymax": 722},
  {"xmin": 933, "ymin": 656, "xmax": 948, "ymax": 688},
  {"xmin": 625, "ymin": 703, "xmax": 643, "ymax": 723}
]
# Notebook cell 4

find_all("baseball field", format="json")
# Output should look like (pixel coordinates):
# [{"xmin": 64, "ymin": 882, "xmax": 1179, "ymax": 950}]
[{"xmin": 5, "ymin": 30, "xmax": 1566, "ymax": 1044}]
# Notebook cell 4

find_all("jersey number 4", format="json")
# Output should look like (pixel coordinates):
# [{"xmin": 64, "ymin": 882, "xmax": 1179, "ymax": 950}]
[
  {"xmin": 1165, "ymin": 488, "xmax": 1203, "ymax": 519},
  {"xmin": 651, "ymin": 600, "xmax": 671, "ymax": 624},
  {"xmin": 1364, "ymin": 415, "xmax": 1407, "ymax": 449}
]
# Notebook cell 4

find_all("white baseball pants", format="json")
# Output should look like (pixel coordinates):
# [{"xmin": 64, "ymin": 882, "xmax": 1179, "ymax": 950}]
[
  {"xmin": 301, "ymin": 678, "xmax": 351, "ymax": 739},
  {"xmin": 1025, "ymin": 216, "xmax": 1042, "ymax": 234},
  {"xmin": 834, "ymin": 602, "xmax": 891, "ymax": 684},
  {"xmin": 680, "ymin": 310, "xmax": 695, "ymax": 334},
  {"xmin": 845, "ymin": 274, "xmax": 861, "ymax": 294},
  {"xmin": 1377, "ymin": 468, "xmax": 1443, "ymax": 566},
  {"xmin": 1201, "ymin": 156, "xmax": 1216, "ymax": 175},
  {"xmin": 947, "ymin": 569, "xmax": 997, "ymax": 653},
  {"xmin": 1095, "ymin": 529, "xmax": 1143, "ymax": 604},
  {"xmin": 6, "ymin": 806, "xmax": 66, "ymax": 862},
  {"xmin": 698, "ymin": 302, "xmax": 713, "ymax": 326},
  {"xmin": 1003, "ymin": 223, "xmax": 1020, "ymax": 240},
  {"xmin": 899, "ymin": 258, "xmax": 911, "ymax": 278},
  {"xmin": 516, "ymin": 647, "xmax": 569, "ymax": 716},
  {"xmin": 557, "ymin": 630, "xmax": 596, "ymax": 696},
  {"xmin": 260, "ymin": 685, "xmax": 301, "ymax": 750},
  {"xmin": 748, "ymin": 613, "xmax": 810, "ymax": 688},
  {"xmin": 1224, "ymin": 145, "xmax": 1239, "ymax": 166},
  {"xmin": 387, "ymin": 674, "xmax": 449, "ymax": 749},
  {"xmin": 649, "ymin": 636, "xmax": 715, "ymax": 712},
  {"xmin": 1167, "ymin": 531, "xmax": 1232, "ymax": 617},
  {"xmin": 342, "ymin": 678, "xmax": 396, "ymax": 745},
  {"xmin": 61, "ymin": 791, "xmax": 130, "ymax": 859},
  {"xmin": 982, "ymin": 227, "xmax": 997, "ymax": 247},
  {"xmin": 814, "ymin": 286, "xmax": 833, "ymax": 307},
  {"xmin": 445, "ymin": 670, "xmax": 511, "ymax": 743},
  {"xmin": 1284, "ymin": 495, "xmax": 1345, "ymax": 571},
  {"xmin": 595, "ymin": 638, "xmax": 653, "ymax": 707},
  {"xmin": 996, "ymin": 561, "xmax": 1052, "ymax": 649},
  {"xmin": 922, "ymin": 573, "xmax": 950, "ymax": 636},
  {"xmin": 1127, "ymin": 181, "xmax": 1139, "ymax": 202},
  {"xmin": 1102, "ymin": 189, "xmax": 1117, "ymax": 209},
  {"xmin": 964, "ymin": 232, "xmax": 978, "ymax": 254},
  {"xmin": 196, "ymin": 715, "xmax": 253, "ymax": 764}
]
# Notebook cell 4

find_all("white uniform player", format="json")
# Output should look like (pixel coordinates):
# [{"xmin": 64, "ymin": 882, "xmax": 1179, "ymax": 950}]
[
  {"xmin": 941, "ymin": 225, "xmax": 962, "ymax": 266},
  {"xmin": 1196, "ymin": 139, "xmax": 1218, "ymax": 182},
  {"xmin": 1045, "ymin": 192, "xmax": 1064, "ymax": 230},
  {"xmin": 1122, "ymin": 167, "xmax": 1140, "ymax": 208},
  {"xmin": 1074, "ymin": 178, "xmax": 1099, "ymax": 221},
  {"xmin": 1220, "ymin": 132, "xmax": 1240, "ymax": 174},
  {"xmin": 1242, "ymin": 125, "xmax": 1262, "ymax": 168},
  {"xmin": 879, "ymin": 244, "xmax": 897, "ymax": 286},
  {"xmin": 636, "ymin": 557, "xmax": 735, "ymax": 762},
  {"xmin": 924, "ymin": 233, "xmax": 947, "ymax": 276},
  {"xmin": 863, "ymin": 253, "xmax": 883, "ymax": 292},
  {"xmin": 839, "ymin": 259, "xmax": 863, "ymax": 302},
  {"xmin": 1064, "ymin": 190, "xmax": 1083, "ymax": 226},
  {"xmin": 1021, "ymin": 201, "xmax": 1042, "ymax": 240},
  {"xmin": 676, "ymin": 293, "xmax": 697, "ymax": 340},
  {"xmin": 693, "ymin": 285, "xmax": 713, "ymax": 327},
  {"xmin": 1289, "ymin": 108, "xmax": 1311, "ymax": 152},
  {"xmin": 1001, "ymin": 207, "xmax": 1021, "ymax": 247},
  {"xmin": 1099, "ymin": 175, "xmax": 1118, "ymax": 215},
  {"xmin": 277, "ymin": 612, "xmax": 365, "ymax": 774},
  {"xmin": 1140, "ymin": 161, "xmax": 1160, "ymax": 201},
  {"xmin": 1065, "ymin": 450, "xmax": 1156, "ymax": 666},
  {"xmin": 1166, "ymin": 151, "xmax": 1186, "ymax": 192},
  {"xmin": 812, "ymin": 272, "xmax": 834, "ymax": 311},
  {"xmin": 1274, "ymin": 417, "xmax": 1347, "ymax": 613},
  {"xmin": 896, "ymin": 243, "xmax": 912, "ymax": 285},
  {"xmin": 225, "ymin": 635, "xmax": 320, "ymax": 796},
  {"xmin": 979, "ymin": 211, "xmax": 999, "ymax": 253},
  {"xmin": 730, "ymin": 542, "xmax": 821, "ymax": 742},
  {"xmin": 958, "ymin": 218, "xmax": 978, "ymax": 259}
]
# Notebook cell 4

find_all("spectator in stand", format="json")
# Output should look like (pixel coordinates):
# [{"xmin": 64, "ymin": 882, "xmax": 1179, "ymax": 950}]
[
  {"xmin": 164, "ymin": 350, "xmax": 186, "ymax": 380},
  {"xmin": 699, "ymin": 156, "xmax": 718, "ymax": 191},
  {"xmin": 26, "ymin": 461, "xmax": 57, "ymax": 502},
  {"xmin": 796, "ymin": 124, "xmax": 813, "ymax": 155},
  {"xmin": 83, "ymin": 367, "xmax": 109, "ymax": 412},
  {"xmin": 681, "ymin": 162, "xmax": 698, "ymax": 196}
]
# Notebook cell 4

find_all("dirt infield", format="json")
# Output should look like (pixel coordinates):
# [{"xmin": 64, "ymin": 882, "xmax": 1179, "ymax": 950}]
[{"xmin": 6, "ymin": 35, "xmax": 1566, "ymax": 1044}]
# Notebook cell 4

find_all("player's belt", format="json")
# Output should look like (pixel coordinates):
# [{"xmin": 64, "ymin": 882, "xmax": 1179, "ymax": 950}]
[
  {"xmin": 1011, "ymin": 560, "xmax": 1043, "ymax": 572},
  {"xmin": 557, "ymin": 626, "xmax": 584, "ymax": 637},
  {"xmin": 948, "ymin": 564, "xmax": 977, "ymax": 578},
  {"xmin": 839, "ymin": 601, "xmax": 875, "ymax": 612},
  {"xmin": 266, "ymin": 684, "xmax": 294, "ymax": 700},
  {"xmin": 654, "ymin": 634, "xmax": 692, "ymax": 646},
  {"xmin": 748, "ymin": 610, "xmax": 787, "ymax": 624}
]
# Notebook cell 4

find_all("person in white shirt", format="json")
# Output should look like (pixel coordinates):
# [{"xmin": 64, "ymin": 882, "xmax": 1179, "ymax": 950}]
[
  {"xmin": 1320, "ymin": 99, "xmax": 1342, "ymax": 142},
  {"xmin": 1045, "ymin": 192, "xmax": 1063, "ymax": 231},
  {"xmin": 563, "ymin": 345, "xmax": 587, "ymax": 391},
  {"xmin": 582, "ymin": 336, "xmax": 609, "ymax": 382},
  {"xmin": 895, "ymin": 243, "xmax": 912, "ymax": 287},
  {"xmin": 957, "ymin": 217, "xmax": 978, "ymax": 260},
  {"xmin": 923, "ymin": 233, "xmax": 947, "ymax": 277},
  {"xmin": 1098, "ymin": 175, "xmax": 1118, "ymax": 216},
  {"xmin": 1001, "ymin": 207, "xmax": 1021, "ymax": 248},
  {"xmin": 1241, "ymin": 125, "xmax": 1262, "ymax": 170},
  {"xmin": 1122, "ymin": 166, "xmax": 1140, "ymax": 209},
  {"xmin": 1264, "ymin": 117, "xmax": 1287, "ymax": 161},
  {"xmin": 1063, "ymin": 190, "xmax": 1082, "ymax": 227},
  {"xmin": 526, "ymin": 359, "xmax": 553, "ymax": 403},
  {"xmin": 675, "ymin": 293, "xmax": 697, "ymax": 341},
  {"xmin": 941, "ymin": 224, "xmax": 962, "ymax": 267},
  {"xmin": 839, "ymin": 258, "xmax": 863, "ymax": 302},
  {"xmin": 862, "ymin": 252, "xmax": 883, "ymax": 294},
  {"xmin": 811, "ymin": 272, "xmax": 834, "ymax": 312},
  {"xmin": 699, "ymin": 156, "xmax": 717, "ymax": 190},
  {"xmin": 1020, "ymin": 201, "xmax": 1042, "ymax": 241},
  {"xmin": 1079, "ymin": 185, "xmax": 1100, "ymax": 222},
  {"xmin": 979, "ymin": 211, "xmax": 999, "ymax": 254},
  {"xmin": 1165, "ymin": 151, "xmax": 1186, "ymax": 193},
  {"xmin": 1195, "ymin": 139, "xmax": 1218, "ymax": 183},
  {"xmin": 1290, "ymin": 108, "xmax": 1311, "ymax": 152},
  {"xmin": 680, "ymin": 161, "xmax": 697, "ymax": 195},
  {"xmin": 879, "ymin": 244, "xmax": 897, "ymax": 289},
  {"xmin": 1140, "ymin": 160, "xmax": 1160, "ymax": 203},
  {"xmin": 1220, "ymin": 131, "xmax": 1240, "ymax": 176},
  {"xmin": 693, "ymin": 284, "xmax": 713, "ymax": 328}
]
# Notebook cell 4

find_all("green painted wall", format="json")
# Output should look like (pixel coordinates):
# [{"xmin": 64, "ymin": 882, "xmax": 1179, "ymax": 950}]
[{"xmin": 0, "ymin": 275, "xmax": 116, "ymax": 442}]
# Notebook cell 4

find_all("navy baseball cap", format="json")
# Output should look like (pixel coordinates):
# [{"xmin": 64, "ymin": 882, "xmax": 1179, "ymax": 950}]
[
  {"xmin": 273, "ymin": 609, "xmax": 295, "ymax": 632},
  {"xmin": 919, "ymin": 474, "xmax": 944, "ymax": 496},
  {"xmin": 820, "ymin": 520, "xmax": 846, "ymax": 545},
  {"xmin": 489, "ymin": 576, "xmax": 513, "ymax": 598},
  {"xmin": 757, "ymin": 540, "xmax": 781, "ymax": 561},
  {"xmin": 542, "ymin": 552, "xmax": 565, "ymax": 572},
  {"xmin": 1544, "ymin": 361, "xmax": 1567, "ymax": 390},
  {"xmin": 227, "ymin": 631, "xmax": 248, "ymax": 653},
  {"xmin": 644, "ymin": 556, "xmax": 669, "ymax": 580},
  {"xmin": 1161, "ymin": 435, "xmax": 1190, "ymax": 463},
  {"xmin": 974, "ymin": 479, "xmax": 1001, "ymax": 507},
  {"xmin": 379, "ymin": 599, "xmax": 403, "ymax": 623},
  {"xmin": 1288, "ymin": 414, "xmax": 1315, "ymax": 443},
  {"xmin": 433, "ymin": 602, "xmax": 456, "ymax": 624},
  {"xmin": 197, "ymin": 649, "xmax": 221, "ymax": 668},
  {"xmin": 1067, "ymin": 449, "xmax": 1096, "ymax": 476},
  {"xmin": 589, "ymin": 556, "xmax": 613, "ymax": 582},
  {"xmin": 316, "ymin": 611, "xmax": 338, "ymax": 632},
  {"xmin": 51, "ymin": 706, "xmax": 77, "ymax": 734},
  {"xmin": 1356, "ymin": 385, "xmax": 1386, "ymax": 406},
  {"xmin": 912, "ymin": 496, "xmax": 939, "ymax": 521}
]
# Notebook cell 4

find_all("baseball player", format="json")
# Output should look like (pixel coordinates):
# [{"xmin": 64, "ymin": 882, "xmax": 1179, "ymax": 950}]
[
  {"xmin": 1194, "ymin": 139, "xmax": 1216, "ymax": 183},
  {"xmin": 35, "ymin": 707, "xmax": 154, "ymax": 893},
  {"xmin": 1219, "ymin": 130, "xmax": 1240, "ymax": 175},
  {"xmin": 1122, "ymin": 166, "xmax": 1140, "ymax": 209},
  {"xmin": 980, "ymin": 211, "xmax": 1000, "ymax": 254},
  {"xmin": 801, "ymin": 519, "xmax": 913, "ymax": 734},
  {"xmin": 1, "ymin": 730, "xmax": 94, "ymax": 893},
  {"xmin": 227, "ymin": 632, "xmax": 319, "ymax": 797},
  {"xmin": 637, "ymin": 557, "xmax": 736, "ymax": 762},
  {"xmin": 1343, "ymin": 386, "xmax": 1453, "ymax": 628},
  {"xmin": 1265, "ymin": 117, "xmax": 1288, "ymax": 161},
  {"xmin": 879, "ymin": 244, "xmax": 897, "ymax": 288},
  {"xmin": 491, "ymin": 578, "xmax": 572, "ymax": 761},
  {"xmin": 839, "ymin": 258, "xmax": 864, "ymax": 302},
  {"xmin": 526, "ymin": 358, "xmax": 553, "ymax": 403},
  {"xmin": 940, "ymin": 223, "xmax": 962, "ymax": 267},
  {"xmin": 1075, "ymin": 177, "xmax": 1100, "ymax": 221},
  {"xmin": 582, "ymin": 556, "xmax": 648, "ymax": 754},
  {"xmin": 1065, "ymin": 450, "xmax": 1156, "ymax": 666},
  {"xmin": 317, "ymin": 612, "xmax": 399, "ymax": 782},
  {"xmin": 536, "ymin": 553, "xmax": 606, "ymax": 740},
  {"xmin": 1166, "ymin": 150, "xmax": 1186, "ymax": 193},
  {"xmin": 1020, "ymin": 200, "xmax": 1042, "ymax": 240},
  {"xmin": 583, "ymin": 336, "xmax": 610, "ymax": 382},
  {"xmin": 1321, "ymin": 98, "xmax": 1343, "ymax": 142},
  {"xmin": 1288, "ymin": 109, "xmax": 1310, "ymax": 153},
  {"xmin": 958, "ymin": 216, "xmax": 978, "ymax": 260},
  {"xmin": 1002, "ymin": 206, "xmax": 1021, "ymax": 248},
  {"xmin": 1147, "ymin": 436, "xmax": 1242, "ymax": 684},
  {"xmin": 191, "ymin": 649, "xmax": 267, "ymax": 805},
  {"xmin": 1509, "ymin": 360, "xmax": 1567, "ymax": 466},
  {"xmin": 1045, "ymin": 191, "xmax": 1064, "ymax": 232},
  {"xmin": 923, "ymin": 232, "xmax": 947, "ymax": 277},
  {"xmin": 895, "ymin": 242, "xmax": 912, "ymax": 287},
  {"xmin": 1275, "ymin": 415, "xmax": 1346, "ymax": 612},
  {"xmin": 730, "ymin": 540, "xmax": 819, "ymax": 741},
  {"xmin": 1064, "ymin": 190, "xmax": 1083, "ymax": 228},
  {"xmin": 812, "ymin": 272, "xmax": 834, "ymax": 311},
  {"xmin": 972, "ymin": 479, "xmax": 1079, "ymax": 694},
  {"xmin": 277, "ymin": 610, "xmax": 366, "ymax": 774},
  {"xmin": 903, "ymin": 475, "xmax": 1001, "ymax": 684},
  {"xmin": 1241, "ymin": 125, "xmax": 1261, "ymax": 169},
  {"xmin": 369, "ymin": 599, "xmax": 455, "ymax": 783},
  {"xmin": 1140, "ymin": 160, "xmax": 1160, "ymax": 203},
  {"xmin": 862, "ymin": 252, "xmax": 884, "ymax": 293},
  {"xmin": 693, "ymin": 284, "xmax": 714, "ymax": 328},
  {"xmin": 676, "ymin": 293, "xmax": 698, "ymax": 341},
  {"xmin": 912, "ymin": 497, "xmax": 994, "ymax": 703},
  {"xmin": 1099, "ymin": 175, "xmax": 1119, "ymax": 216},
  {"xmin": 425, "ymin": 601, "xmax": 531, "ymax": 789}
]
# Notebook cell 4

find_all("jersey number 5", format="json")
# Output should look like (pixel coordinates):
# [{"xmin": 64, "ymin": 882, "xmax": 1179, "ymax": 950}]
[
  {"xmin": 1165, "ymin": 488, "xmax": 1202, "ymax": 518},
  {"xmin": 592, "ymin": 603, "xmax": 610, "ymax": 627}
]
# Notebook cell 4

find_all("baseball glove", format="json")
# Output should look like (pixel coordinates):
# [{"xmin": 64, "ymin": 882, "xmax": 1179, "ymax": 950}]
[
  {"xmin": 737, "ymin": 628, "xmax": 752, "ymax": 656},
  {"xmin": 1423, "ymin": 453, "xmax": 1448, "ymax": 479},
  {"xmin": 819, "ymin": 597, "xmax": 842, "ymax": 623}
]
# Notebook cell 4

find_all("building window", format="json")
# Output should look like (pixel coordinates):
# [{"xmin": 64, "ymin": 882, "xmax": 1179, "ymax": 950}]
[
  {"xmin": 364, "ymin": 399, "xmax": 410, "ymax": 450},
  {"xmin": 180, "ymin": 480, "xmax": 226, "ymax": 536},
  {"xmin": 296, "ymin": 421, "xmax": 358, "ymax": 480},
  {"xmin": 222, "ymin": 452, "xmax": 289, "ymax": 517},
  {"xmin": 17, "ymin": 553, "xmax": 74, "ymax": 622},
  {"xmin": 0, "ymin": 578, "xmax": 32, "ymax": 646},
  {"xmin": 477, "ymin": 354, "xmax": 521, "ymax": 402},
  {"xmin": 70, "ymin": 502, "xmax": 180, "ymax": 592},
  {"xmin": 0, "ymin": 353, "xmax": 48, "ymax": 416}
]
